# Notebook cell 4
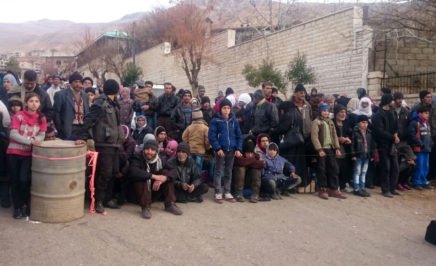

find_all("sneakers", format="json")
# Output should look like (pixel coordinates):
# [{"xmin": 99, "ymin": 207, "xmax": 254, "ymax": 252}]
[
  {"xmin": 215, "ymin": 194, "xmax": 223, "ymax": 204},
  {"xmin": 141, "ymin": 208, "xmax": 152, "ymax": 219},
  {"xmin": 22, "ymin": 205, "xmax": 30, "ymax": 217},
  {"xmin": 13, "ymin": 208, "xmax": 23, "ymax": 219},
  {"xmin": 235, "ymin": 194, "xmax": 245, "ymax": 202},
  {"xmin": 249, "ymin": 195, "xmax": 259, "ymax": 203},
  {"xmin": 353, "ymin": 190, "xmax": 367, "ymax": 197},
  {"xmin": 319, "ymin": 188, "xmax": 329, "ymax": 200},
  {"xmin": 383, "ymin": 192, "xmax": 394, "ymax": 198},
  {"xmin": 329, "ymin": 189, "xmax": 347, "ymax": 199},
  {"xmin": 165, "ymin": 203, "xmax": 182, "ymax": 216},
  {"xmin": 224, "ymin": 193, "xmax": 236, "ymax": 203},
  {"xmin": 361, "ymin": 189, "xmax": 370, "ymax": 197}
]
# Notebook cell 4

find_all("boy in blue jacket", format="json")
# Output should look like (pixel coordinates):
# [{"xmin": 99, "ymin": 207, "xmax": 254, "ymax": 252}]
[{"xmin": 208, "ymin": 99, "xmax": 243, "ymax": 203}]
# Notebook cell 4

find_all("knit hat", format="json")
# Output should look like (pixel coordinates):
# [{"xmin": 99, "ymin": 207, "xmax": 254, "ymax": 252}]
[
  {"xmin": 356, "ymin": 87, "xmax": 367, "ymax": 99},
  {"xmin": 268, "ymin": 142, "xmax": 279, "ymax": 151},
  {"xmin": 183, "ymin": 90, "xmax": 192, "ymax": 97},
  {"xmin": 3, "ymin": 73, "xmax": 17, "ymax": 86},
  {"xmin": 419, "ymin": 90, "xmax": 431, "ymax": 101},
  {"xmin": 333, "ymin": 104, "xmax": 346, "ymax": 116},
  {"xmin": 380, "ymin": 94, "xmax": 393, "ymax": 107},
  {"xmin": 242, "ymin": 135, "xmax": 256, "ymax": 153},
  {"xmin": 319, "ymin": 103, "xmax": 330, "ymax": 112},
  {"xmin": 143, "ymin": 140, "xmax": 159, "ymax": 151},
  {"xmin": 136, "ymin": 115, "xmax": 146, "ymax": 122},
  {"xmin": 357, "ymin": 115, "xmax": 369, "ymax": 123},
  {"xmin": 294, "ymin": 83, "xmax": 306, "ymax": 93},
  {"xmin": 192, "ymin": 108, "xmax": 203, "ymax": 120},
  {"xmin": 201, "ymin": 96, "xmax": 210, "ymax": 104},
  {"xmin": 143, "ymin": 133, "xmax": 156, "ymax": 144},
  {"xmin": 154, "ymin": 126, "xmax": 166, "ymax": 137},
  {"xmin": 238, "ymin": 93, "xmax": 252, "ymax": 104},
  {"xmin": 393, "ymin": 92, "xmax": 403, "ymax": 100},
  {"xmin": 177, "ymin": 142, "xmax": 191, "ymax": 154},
  {"xmin": 69, "ymin": 72, "xmax": 83, "ymax": 83},
  {"xmin": 103, "ymin": 79, "xmax": 120, "ymax": 95},
  {"xmin": 253, "ymin": 89, "xmax": 264, "ymax": 101},
  {"xmin": 220, "ymin": 98, "xmax": 232, "ymax": 110}
]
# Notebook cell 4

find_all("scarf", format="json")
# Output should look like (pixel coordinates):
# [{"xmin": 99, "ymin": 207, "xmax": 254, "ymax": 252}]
[{"xmin": 145, "ymin": 154, "xmax": 163, "ymax": 173}]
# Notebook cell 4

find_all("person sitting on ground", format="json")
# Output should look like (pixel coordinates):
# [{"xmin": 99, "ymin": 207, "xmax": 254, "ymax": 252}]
[
  {"xmin": 128, "ymin": 140, "xmax": 182, "ymax": 219},
  {"xmin": 254, "ymin": 133, "xmax": 270, "ymax": 158},
  {"xmin": 155, "ymin": 126, "xmax": 168, "ymax": 154},
  {"xmin": 167, "ymin": 142, "xmax": 209, "ymax": 203},
  {"xmin": 232, "ymin": 135, "xmax": 265, "ymax": 203},
  {"xmin": 261, "ymin": 143, "xmax": 302, "ymax": 200},
  {"xmin": 161, "ymin": 139, "xmax": 178, "ymax": 162}
]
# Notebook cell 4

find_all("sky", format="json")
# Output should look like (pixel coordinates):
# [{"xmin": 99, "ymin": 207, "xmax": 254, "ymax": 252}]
[
  {"xmin": 0, "ymin": 0, "xmax": 172, "ymax": 23},
  {"xmin": 1, "ymin": 0, "xmax": 387, "ymax": 24}
]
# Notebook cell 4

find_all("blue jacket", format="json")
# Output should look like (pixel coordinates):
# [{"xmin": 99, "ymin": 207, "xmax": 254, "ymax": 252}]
[
  {"xmin": 408, "ymin": 112, "xmax": 432, "ymax": 153},
  {"xmin": 208, "ymin": 112, "xmax": 242, "ymax": 152},
  {"xmin": 263, "ymin": 152, "xmax": 295, "ymax": 180}
]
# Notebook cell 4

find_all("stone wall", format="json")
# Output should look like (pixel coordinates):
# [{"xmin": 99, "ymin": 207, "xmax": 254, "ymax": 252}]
[{"xmin": 133, "ymin": 7, "xmax": 369, "ymax": 98}]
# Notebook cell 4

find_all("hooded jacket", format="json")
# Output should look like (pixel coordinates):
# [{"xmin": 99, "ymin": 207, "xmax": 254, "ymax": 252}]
[
  {"xmin": 263, "ymin": 145, "xmax": 295, "ymax": 180},
  {"xmin": 208, "ymin": 112, "xmax": 242, "ymax": 152}
]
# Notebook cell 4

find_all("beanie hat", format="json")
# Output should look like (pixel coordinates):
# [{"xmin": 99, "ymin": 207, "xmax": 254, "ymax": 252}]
[
  {"xmin": 380, "ymin": 94, "xmax": 393, "ymax": 107},
  {"xmin": 268, "ymin": 142, "xmax": 279, "ymax": 152},
  {"xmin": 356, "ymin": 87, "xmax": 367, "ymax": 99},
  {"xmin": 238, "ymin": 93, "xmax": 252, "ymax": 104},
  {"xmin": 201, "ymin": 96, "xmax": 210, "ymax": 104},
  {"xmin": 69, "ymin": 72, "xmax": 83, "ymax": 83},
  {"xmin": 419, "ymin": 90, "xmax": 431, "ymax": 101},
  {"xmin": 183, "ymin": 90, "xmax": 192, "ymax": 97},
  {"xmin": 192, "ymin": 108, "xmax": 203, "ymax": 120},
  {"xmin": 357, "ymin": 115, "xmax": 369, "ymax": 123},
  {"xmin": 253, "ymin": 89, "xmax": 264, "ymax": 101},
  {"xmin": 154, "ymin": 126, "xmax": 166, "ymax": 137},
  {"xmin": 143, "ymin": 140, "xmax": 159, "ymax": 151},
  {"xmin": 220, "ymin": 98, "xmax": 232, "ymax": 110},
  {"xmin": 3, "ymin": 73, "xmax": 17, "ymax": 86},
  {"xmin": 177, "ymin": 142, "xmax": 191, "ymax": 154},
  {"xmin": 393, "ymin": 92, "xmax": 403, "ymax": 100},
  {"xmin": 143, "ymin": 133, "xmax": 156, "ymax": 144},
  {"xmin": 242, "ymin": 136, "xmax": 256, "ymax": 153},
  {"xmin": 225, "ymin": 87, "xmax": 234, "ymax": 96},
  {"xmin": 333, "ymin": 104, "xmax": 346, "ymax": 116},
  {"xmin": 294, "ymin": 83, "xmax": 306, "ymax": 93},
  {"xmin": 319, "ymin": 103, "xmax": 330, "ymax": 112},
  {"xmin": 103, "ymin": 79, "xmax": 120, "ymax": 95}
]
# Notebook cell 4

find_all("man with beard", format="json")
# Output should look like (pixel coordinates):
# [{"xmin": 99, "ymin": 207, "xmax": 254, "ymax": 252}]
[{"xmin": 129, "ymin": 140, "xmax": 183, "ymax": 219}]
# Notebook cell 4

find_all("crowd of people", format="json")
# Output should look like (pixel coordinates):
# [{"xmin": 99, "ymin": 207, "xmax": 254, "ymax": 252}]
[{"xmin": 0, "ymin": 69, "xmax": 435, "ymax": 220}]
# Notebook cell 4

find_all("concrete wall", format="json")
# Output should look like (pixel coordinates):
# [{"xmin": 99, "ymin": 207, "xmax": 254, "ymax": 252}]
[{"xmin": 133, "ymin": 7, "xmax": 369, "ymax": 98}]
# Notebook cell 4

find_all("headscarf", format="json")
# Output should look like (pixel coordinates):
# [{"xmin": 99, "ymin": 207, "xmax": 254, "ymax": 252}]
[
  {"xmin": 3, "ymin": 74, "xmax": 18, "ymax": 87},
  {"xmin": 352, "ymin": 97, "xmax": 372, "ymax": 117},
  {"xmin": 166, "ymin": 140, "xmax": 178, "ymax": 158}
]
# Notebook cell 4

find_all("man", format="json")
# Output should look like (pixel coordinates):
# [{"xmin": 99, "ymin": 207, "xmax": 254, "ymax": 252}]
[
  {"xmin": 82, "ymin": 77, "xmax": 93, "ymax": 91},
  {"xmin": 250, "ymin": 89, "xmax": 279, "ymax": 138},
  {"xmin": 372, "ymin": 94, "xmax": 400, "ymax": 198},
  {"xmin": 156, "ymin": 82, "xmax": 179, "ymax": 131},
  {"xmin": 76, "ymin": 79, "xmax": 124, "ymax": 213},
  {"xmin": 262, "ymin": 81, "xmax": 282, "ymax": 108},
  {"xmin": 8, "ymin": 70, "xmax": 53, "ymax": 121},
  {"xmin": 134, "ymin": 80, "xmax": 157, "ymax": 129},
  {"xmin": 46, "ymin": 75, "xmax": 62, "ymax": 106},
  {"xmin": 412, "ymin": 90, "xmax": 432, "ymax": 113},
  {"xmin": 167, "ymin": 142, "xmax": 209, "ymax": 203},
  {"xmin": 196, "ymin": 85, "xmax": 206, "ymax": 101},
  {"xmin": 54, "ymin": 72, "xmax": 90, "ymax": 140},
  {"xmin": 129, "ymin": 140, "xmax": 182, "ymax": 219},
  {"xmin": 200, "ymin": 96, "xmax": 213, "ymax": 125},
  {"xmin": 171, "ymin": 89, "xmax": 193, "ymax": 141},
  {"xmin": 393, "ymin": 92, "xmax": 411, "ymax": 143}
]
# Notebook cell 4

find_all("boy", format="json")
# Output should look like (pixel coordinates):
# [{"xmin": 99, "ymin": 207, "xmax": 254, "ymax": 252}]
[
  {"xmin": 262, "ymin": 143, "xmax": 302, "ymax": 199},
  {"xmin": 182, "ymin": 108, "xmax": 209, "ymax": 171},
  {"xmin": 408, "ymin": 106, "xmax": 433, "ymax": 190},
  {"xmin": 208, "ymin": 98, "xmax": 242, "ymax": 203},
  {"xmin": 351, "ymin": 115, "xmax": 375, "ymax": 197},
  {"xmin": 311, "ymin": 103, "xmax": 346, "ymax": 200}
]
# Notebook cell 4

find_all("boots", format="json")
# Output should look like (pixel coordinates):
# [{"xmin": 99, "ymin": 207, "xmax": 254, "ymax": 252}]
[
  {"xmin": 329, "ymin": 189, "xmax": 347, "ymax": 199},
  {"xmin": 318, "ymin": 188, "xmax": 329, "ymax": 200}
]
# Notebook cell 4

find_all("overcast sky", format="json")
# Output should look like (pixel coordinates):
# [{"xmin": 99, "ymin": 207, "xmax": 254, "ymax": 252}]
[{"xmin": 1, "ymin": 0, "xmax": 385, "ymax": 23}]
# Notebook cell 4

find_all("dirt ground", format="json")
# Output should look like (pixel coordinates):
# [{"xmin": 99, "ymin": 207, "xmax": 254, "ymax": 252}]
[{"xmin": 1, "ymin": 186, "xmax": 436, "ymax": 266}]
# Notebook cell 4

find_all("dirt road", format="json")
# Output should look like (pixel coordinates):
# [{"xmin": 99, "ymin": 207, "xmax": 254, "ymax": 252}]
[{"xmin": 1, "ymin": 188, "xmax": 436, "ymax": 266}]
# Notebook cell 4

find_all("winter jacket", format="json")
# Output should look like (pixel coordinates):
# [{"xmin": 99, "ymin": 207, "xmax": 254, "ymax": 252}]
[
  {"xmin": 238, "ymin": 102, "xmax": 255, "ymax": 135},
  {"xmin": 182, "ymin": 120, "xmax": 209, "ymax": 154},
  {"xmin": 128, "ymin": 153, "xmax": 175, "ymax": 182},
  {"xmin": 290, "ymin": 97, "xmax": 312, "ymax": 138},
  {"xmin": 350, "ymin": 126, "xmax": 375, "ymax": 158},
  {"xmin": 133, "ymin": 125, "xmax": 154, "ymax": 145},
  {"xmin": 263, "ymin": 153, "xmax": 295, "ymax": 181},
  {"xmin": 77, "ymin": 95, "xmax": 123, "ymax": 148},
  {"xmin": 119, "ymin": 98, "xmax": 134, "ymax": 126},
  {"xmin": 234, "ymin": 153, "xmax": 265, "ymax": 169},
  {"xmin": 133, "ymin": 94, "xmax": 157, "ymax": 117},
  {"xmin": 166, "ymin": 157, "xmax": 201, "ymax": 189},
  {"xmin": 371, "ymin": 108, "xmax": 398, "ymax": 149},
  {"xmin": 251, "ymin": 99, "xmax": 279, "ymax": 136},
  {"xmin": 156, "ymin": 93, "xmax": 179, "ymax": 117},
  {"xmin": 311, "ymin": 117, "xmax": 340, "ymax": 151},
  {"xmin": 171, "ymin": 102, "xmax": 193, "ymax": 131},
  {"xmin": 8, "ymin": 84, "xmax": 53, "ymax": 122},
  {"xmin": 53, "ymin": 88, "xmax": 90, "ymax": 140},
  {"xmin": 394, "ymin": 106, "xmax": 411, "ymax": 141},
  {"xmin": 208, "ymin": 112, "xmax": 242, "ymax": 152},
  {"xmin": 201, "ymin": 107, "xmax": 213, "ymax": 126},
  {"xmin": 408, "ymin": 113, "xmax": 433, "ymax": 153},
  {"xmin": 270, "ymin": 101, "xmax": 305, "ymax": 151}
]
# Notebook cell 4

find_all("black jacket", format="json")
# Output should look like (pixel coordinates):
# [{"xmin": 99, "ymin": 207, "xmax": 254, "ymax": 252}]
[
  {"xmin": 394, "ymin": 106, "xmax": 411, "ymax": 141},
  {"xmin": 156, "ymin": 93, "xmax": 179, "ymax": 117},
  {"xmin": 166, "ymin": 157, "xmax": 201, "ymax": 189},
  {"xmin": 270, "ymin": 101, "xmax": 304, "ymax": 151},
  {"xmin": 371, "ymin": 108, "xmax": 398, "ymax": 149},
  {"xmin": 77, "ymin": 95, "xmax": 123, "ymax": 147},
  {"xmin": 251, "ymin": 99, "xmax": 279, "ymax": 136},
  {"xmin": 171, "ymin": 102, "xmax": 192, "ymax": 131},
  {"xmin": 132, "ymin": 125, "xmax": 154, "ymax": 145},
  {"xmin": 351, "ymin": 126, "xmax": 375, "ymax": 158},
  {"xmin": 53, "ymin": 88, "xmax": 90, "ymax": 140},
  {"xmin": 128, "ymin": 154, "xmax": 175, "ymax": 182}
]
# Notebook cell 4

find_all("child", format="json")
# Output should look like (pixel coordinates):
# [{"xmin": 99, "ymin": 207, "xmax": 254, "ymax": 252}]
[
  {"xmin": 350, "ymin": 115, "xmax": 375, "ymax": 197},
  {"xmin": 208, "ymin": 98, "xmax": 243, "ymax": 203},
  {"xmin": 408, "ymin": 106, "xmax": 433, "ymax": 190},
  {"xmin": 182, "ymin": 108, "xmax": 210, "ymax": 171},
  {"xmin": 7, "ymin": 93, "xmax": 47, "ymax": 219},
  {"xmin": 155, "ymin": 126, "xmax": 168, "ymax": 154},
  {"xmin": 262, "ymin": 143, "xmax": 302, "ymax": 199},
  {"xmin": 311, "ymin": 103, "xmax": 346, "ymax": 200}
]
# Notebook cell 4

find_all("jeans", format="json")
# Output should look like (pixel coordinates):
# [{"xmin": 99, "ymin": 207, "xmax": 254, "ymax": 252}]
[
  {"xmin": 353, "ymin": 157, "xmax": 369, "ymax": 191},
  {"xmin": 213, "ymin": 150, "xmax": 235, "ymax": 194},
  {"xmin": 191, "ymin": 154, "xmax": 204, "ymax": 171},
  {"xmin": 412, "ymin": 152, "xmax": 429, "ymax": 186}
]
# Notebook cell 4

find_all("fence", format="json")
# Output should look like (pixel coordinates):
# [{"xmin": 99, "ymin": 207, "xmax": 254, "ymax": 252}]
[{"xmin": 381, "ymin": 72, "xmax": 436, "ymax": 94}]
